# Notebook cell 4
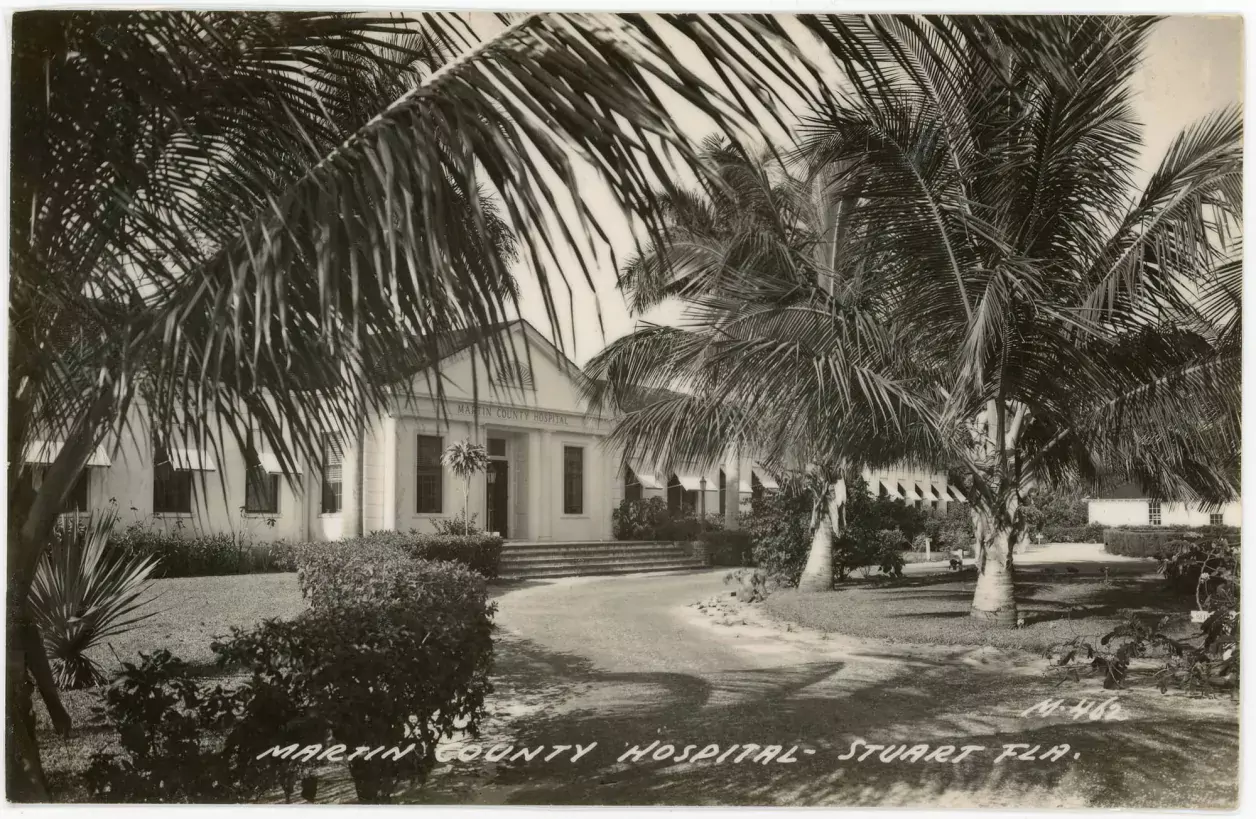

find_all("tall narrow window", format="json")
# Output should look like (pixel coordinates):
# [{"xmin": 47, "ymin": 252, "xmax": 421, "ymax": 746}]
[
  {"xmin": 244, "ymin": 438, "xmax": 279, "ymax": 515},
  {"xmin": 718, "ymin": 469, "xmax": 726, "ymax": 515},
  {"xmin": 563, "ymin": 446, "xmax": 584, "ymax": 514},
  {"xmin": 1148, "ymin": 499, "xmax": 1162, "ymax": 526},
  {"xmin": 624, "ymin": 465, "xmax": 642, "ymax": 503},
  {"xmin": 751, "ymin": 472, "xmax": 764, "ymax": 501},
  {"xmin": 416, "ymin": 435, "xmax": 443, "ymax": 514},
  {"xmin": 321, "ymin": 434, "xmax": 344, "ymax": 514},
  {"xmin": 1210, "ymin": 511, "xmax": 1224, "ymax": 527},
  {"xmin": 153, "ymin": 446, "xmax": 192, "ymax": 514}
]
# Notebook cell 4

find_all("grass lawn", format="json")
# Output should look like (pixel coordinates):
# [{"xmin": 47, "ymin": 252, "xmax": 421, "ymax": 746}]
[
  {"xmin": 763, "ymin": 565, "xmax": 1197, "ymax": 654},
  {"xmin": 36, "ymin": 572, "xmax": 306, "ymax": 800}
]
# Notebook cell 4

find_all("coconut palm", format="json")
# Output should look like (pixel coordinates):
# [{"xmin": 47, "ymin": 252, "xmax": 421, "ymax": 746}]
[
  {"xmin": 13, "ymin": 11, "xmax": 901, "ymax": 796},
  {"xmin": 585, "ymin": 17, "xmax": 1241, "ymax": 617},
  {"xmin": 442, "ymin": 441, "xmax": 491, "ymax": 536}
]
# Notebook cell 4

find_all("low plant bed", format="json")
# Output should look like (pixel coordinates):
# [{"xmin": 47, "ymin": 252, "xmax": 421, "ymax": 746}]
[{"xmin": 762, "ymin": 567, "xmax": 1199, "ymax": 654}]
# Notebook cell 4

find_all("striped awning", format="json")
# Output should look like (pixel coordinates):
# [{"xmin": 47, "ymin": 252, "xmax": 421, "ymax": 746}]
[
  {"xmin": 23, "ymin": 440, "xmax": 111, "ymax": 467},
  {"xmin": 880, "ymin": 479, "xmax": 902, "ymax": 499},
  {"xmin": 947, "ymin": 485, "xmax": 968, "ymax": 503},
  {"xmin": 258, "ymin": 452, "xmax": 302, "ymax": 475}
]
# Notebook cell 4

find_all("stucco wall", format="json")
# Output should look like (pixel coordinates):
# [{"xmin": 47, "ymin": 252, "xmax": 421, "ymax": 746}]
[{"xmin": 1089, "ymin": 499, "xmax": 1241, "ymax": 527}]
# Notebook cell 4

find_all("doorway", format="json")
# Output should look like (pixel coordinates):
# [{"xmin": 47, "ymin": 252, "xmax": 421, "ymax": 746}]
[{"xmin": 489, "ymin": 452, "xmax": 509, "ymax": 535}]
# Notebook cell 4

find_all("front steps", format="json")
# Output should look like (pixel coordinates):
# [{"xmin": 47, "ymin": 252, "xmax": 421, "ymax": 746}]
[{"xmin": 498, "ymin": 540, "xmax": 707, "ymax": 580}]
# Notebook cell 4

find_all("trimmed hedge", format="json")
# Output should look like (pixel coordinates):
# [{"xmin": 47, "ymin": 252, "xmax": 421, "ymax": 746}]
[
  {"xmin": 700, "ymin": 529, "xmax": 755, "ymax": 567},
  {"xmin": 1104, "ymin": 525, "xmax": 1241, "ymax": 558},
  {"xmin": 108, "ymin": 524, "xmax": 502, "ymax": 580},
  {"xmin": 110, "ymin": 524, "xmax": 298, "ymax": 578},
  {"xmin": 1038, "ymin": 524, "xmax": 1105, "ymax": 544},
  {"xmin": 358, "ymin": 530, "xmax": 503, "ymax": 579}
]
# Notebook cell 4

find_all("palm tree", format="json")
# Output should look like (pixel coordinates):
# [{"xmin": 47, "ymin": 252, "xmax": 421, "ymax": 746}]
[
  {"xmin": 585, "ymin": 17, "xmax": 1241, "ymax": 616},
  {"xmin": 442, "ymin": 441, "xmax": 490, "ymax": 535},
  {"xmin": 11, "ymin": 11, "xmax": 902, "ymax": 797}
]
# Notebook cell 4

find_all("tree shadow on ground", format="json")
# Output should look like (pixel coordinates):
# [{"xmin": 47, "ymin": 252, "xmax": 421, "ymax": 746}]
[{"xmin": 403, "ymin": 634, "xmax": 1237, "ymax": 808}]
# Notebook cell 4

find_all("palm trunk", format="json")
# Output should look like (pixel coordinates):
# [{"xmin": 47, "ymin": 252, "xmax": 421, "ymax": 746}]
[
  {"xmin": 798, "ymin": 482, "xmax": 842, "ymax": 592},
  {"xmin": 970, "ymin": 504, "xmax": 1020, "ymax": 626},
  {"xmin": 464, "ymin": 480, "xmax": 470, "ymax": 536}
]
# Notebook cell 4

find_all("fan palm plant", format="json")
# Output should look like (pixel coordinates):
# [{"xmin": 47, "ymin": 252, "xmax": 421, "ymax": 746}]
[
  {"xmin": 29, "ymin": 513, "xmax": 160, "ymax": 690},
  {"xmin": 585, "ymin": 17, "xmax": 1241, "ymax": 618},
  {"xmin": 442, "ymin": 441, "xmax": 491, "ymax": 536}
]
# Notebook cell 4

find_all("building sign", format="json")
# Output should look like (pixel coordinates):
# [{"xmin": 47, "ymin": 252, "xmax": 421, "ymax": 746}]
[{"xmin": 452, "ymin": 402, "xmax": 604, "ymax": 429}]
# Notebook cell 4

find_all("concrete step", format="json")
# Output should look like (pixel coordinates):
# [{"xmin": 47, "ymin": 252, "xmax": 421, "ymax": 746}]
[
  {"xmin": 499, "ymin": 559, "xmax": 707, "ymax": 581},
  {"xmin": 500, "ymin": 553, "xmax": 698, "ymax": 572},
  {"xmin": 502, "ymin": 540, "xmax": 670, "ymax": 553},
  {"xmin": 501, "ymin": 545, "xmax": 691, "ymax": 563}
]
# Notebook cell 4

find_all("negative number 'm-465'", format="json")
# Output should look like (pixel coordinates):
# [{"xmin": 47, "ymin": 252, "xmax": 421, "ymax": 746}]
[{"xmin": 1020, "ymin": 697, "xmax": 1125, "ymax": 721}]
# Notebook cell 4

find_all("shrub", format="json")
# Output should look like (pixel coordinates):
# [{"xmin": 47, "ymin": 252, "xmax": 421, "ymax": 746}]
[
  {"xmin": 1158, "ymin": 539, "xmax": 1238, "ymax": 599},
  {"xmin": 745, "ymin": 489, "xmax": 813, "ymax": 584},
  {"xmin": 432, "ymin": 511, "xmax": 481, "ymax": 536},
  {"xmin": 89, "ymin": 559, "xmax": 496, "ymax": 804},
  {"xmin": 700, "ymin": 529, "xmax": 754, "ymax": 566},
  {"xmin": 31, "ymin": 513, "xmax": 159, "ymax": 689},
  {"xmin": 216, "ymin": 560, "xmax": 495, "ymax": 802},
  {"xmin": 1038, "ymin": 523, "xmax": 1105, "ymax": 544},
  {"xmin": 109, "ymin": 520, "xmax": 298, "ymax": 578},
  {"xmin": 925, "ymin": 502, "xmax": 974, "ymax": 552},
  {"xmin": 360, "ymin": 530, "xmax": 503, "ymax": 579},
  {"xmin": 612, "ymin": 497, "xmax": 671, "ymax": 540},
  {"xmin": 85, "ymin": 649, "xmax": 259, "ymax": 803},
  {"xmin": 1104, "ymin": 526, "xmax": 1241, "ymax": 558}
]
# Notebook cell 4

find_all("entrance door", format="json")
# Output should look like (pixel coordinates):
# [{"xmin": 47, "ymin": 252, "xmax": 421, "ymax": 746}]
[{"xmin": 486, "ymin": 460, "xmax": 509, "ymax": 537}]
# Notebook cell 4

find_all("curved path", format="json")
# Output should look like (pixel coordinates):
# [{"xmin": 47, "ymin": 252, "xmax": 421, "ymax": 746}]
[{"xmin": 413, "ymin": 569, "xmax": 1236, "ymax": 809}]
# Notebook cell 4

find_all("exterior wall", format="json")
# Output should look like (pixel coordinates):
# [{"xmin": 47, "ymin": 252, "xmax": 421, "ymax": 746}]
[
  {"xmin": 83, "ymin": 405, "xmax": 307, "ymax": 543},
  {"xmin": 1088, "ymin": 499, "xmax": 1242, "ymax": 527}
]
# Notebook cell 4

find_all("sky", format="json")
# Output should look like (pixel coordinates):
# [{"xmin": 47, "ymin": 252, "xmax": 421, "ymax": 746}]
[{"xmin": 482, "ymin": 14, "xmax": 1245, "ymax": 365}]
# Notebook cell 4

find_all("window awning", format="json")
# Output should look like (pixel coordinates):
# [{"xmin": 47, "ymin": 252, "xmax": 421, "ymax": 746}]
[
  {"xmin": 947, "ymin": 485, "xmax": 968, "ymax": 503},
  {"xmin": 930, "ymin": 483, "xmax": 945, "ymax": 500},
  {"xmin": 880, "ymin": 479, "xmax": 902, "ymax": 499},
  {"xmin": 756, "ymin": 470, "xmax": 780, "ymax": 490},
  {"xmin": 738, "ymin": 478, "xmax": 752, "ymax": 494},
  {"xmin": 915, "ymin": 483, "xmax": 932, "ymax": 501},
  {"xmin": 258, "ymin": 452, "xmax": 302, "ymax": 475},
  {"xmin": 674, "ymin": 474, "xmax": 705, "ymax": 492},
  {"xmin": 23, "ymin": 440, "xmax": 111, "ymax": 467},
  {"xmin": 165, "ymin": 448, "xmax": 217, "ymax": 471},
  {"xmin": 628, "ymin": 464, "xmax": 665, "ymax": 490},
  {"xmin": 900, "ymin": 483, "xmax": 922, "ymax": 501}
]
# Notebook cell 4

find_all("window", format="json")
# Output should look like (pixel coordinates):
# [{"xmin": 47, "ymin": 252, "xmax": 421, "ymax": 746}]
[
  {"xmin": 718, "ymin": 469, "xmax": 726, "ymax": 515},
  {"xmin": 563, "ymin": 446, "xmax": 584, "ymax": 514},
  {"xmin": 487, "ymin": 437, "xmax": 507, "ymax": 458},
  {"xmin": 321, "ymin": 434, "xmax": 344, "ymax": 514},
  {"xmin": 66, "ymin": 470, "xmax": 89, "ymax": 512},
  {"xmin": 1210, "ymin": 512, "xmax": 1224, "ymax": 527},
  {"xmin": 416, "ymin": 435, "xmax": 443, "ymax": 514},
  {"xmin": 667, "ymin": 475, "xmax": 697, "ymax": 514},
  {"xmin": 21, "ymin": 467, "xmax": 89, "ymax": 513},
  {"xmin": 243, "ymin": 441, "xmax": 279, "ymax": 515},
  {"xmin": 751, "ymin": 472, "xmax": 764, "ymax": 501},
  {"xmin": 153, "ymin": 446, "xmax": 192, "ymax": 514},
  {"xmin": 1148, "ymin": 499, "xmax": 1161, "ymax": 526},
  {"xmin": 624, "ymin": 465, "xmax": 642, "ymax": 503}
]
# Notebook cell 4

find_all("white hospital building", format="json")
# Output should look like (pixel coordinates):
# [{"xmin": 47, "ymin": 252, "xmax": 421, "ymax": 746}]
[{"xmin": 21, "ymin": 320, "xmax": 957, "ymax": 543}]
